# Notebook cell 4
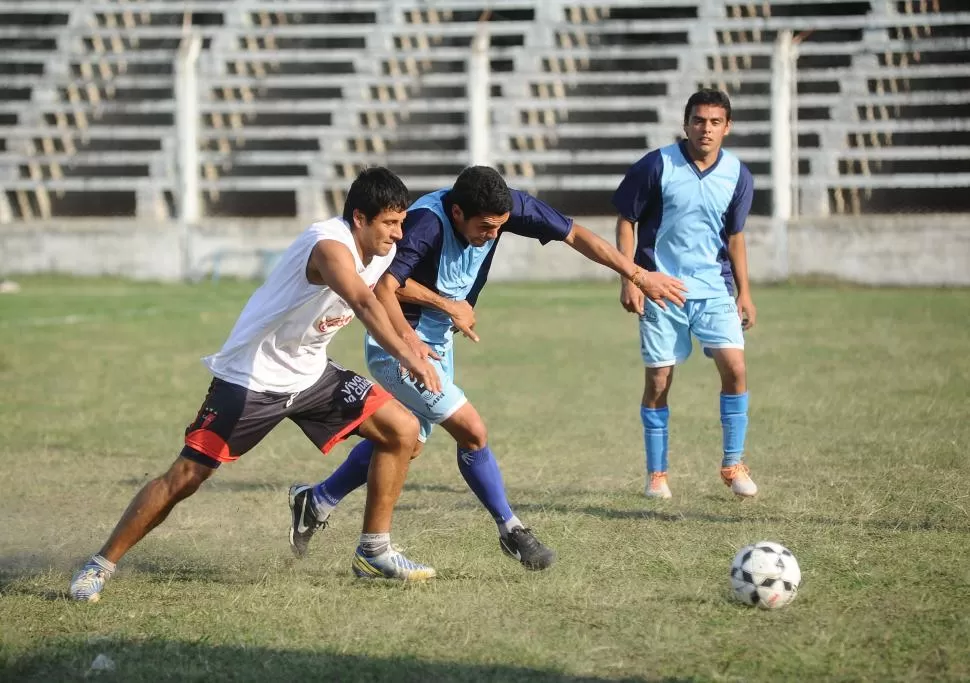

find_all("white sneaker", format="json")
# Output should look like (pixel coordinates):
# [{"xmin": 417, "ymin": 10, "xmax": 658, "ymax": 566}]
[
  {"xmin": 69, "ymin": 559, "xmax": 113, "ymax": 602},
  {"xmin": 352, "ymin": 546, "xmax": 436, "ymax": 581},
  {"xmin": 721, "ymin": 463, "xmax": 758, "ymax": 498},
  {"xmin": 645, "ymin": 472, "xmax": 672, "ymax": 499}
]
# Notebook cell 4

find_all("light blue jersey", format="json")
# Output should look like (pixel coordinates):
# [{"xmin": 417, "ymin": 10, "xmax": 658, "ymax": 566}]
[
  {"xmin": 612, "ymin": 141, "xmax": 754, "ymax": 300},
  {"xmin": 364, "ymin": 187, "xmax": 573, "ymax": 437},
  {"xmin": 397, "ymin": 190, "xmax": 498, "ymax": 349}
]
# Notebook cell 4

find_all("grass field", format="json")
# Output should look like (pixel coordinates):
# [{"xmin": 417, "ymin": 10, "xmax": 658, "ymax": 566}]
[{"xmin": 1, "ymin": 276, "xmax": 969, "ymax": 682}]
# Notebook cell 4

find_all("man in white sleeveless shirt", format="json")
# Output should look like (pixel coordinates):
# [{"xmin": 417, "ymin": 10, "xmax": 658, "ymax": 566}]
[{"xmin": 70, "ymin": 168, "xmax": 442, "ymax": 601}]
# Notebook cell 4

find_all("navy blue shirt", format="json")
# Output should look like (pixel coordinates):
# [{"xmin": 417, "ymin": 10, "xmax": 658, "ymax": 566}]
[{"xmin": 386, "ymin": 188, "xmax": 573, "ymax": 342}]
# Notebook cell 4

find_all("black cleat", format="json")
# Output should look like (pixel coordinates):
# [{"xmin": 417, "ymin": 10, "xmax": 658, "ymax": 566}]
[
  {"xmin": 288, "ymin": 484, "xmax": 329, "ymax": 559},
  {"xmin": 499, "ymin": 527, "xmax": 556, "ymax": 571}
]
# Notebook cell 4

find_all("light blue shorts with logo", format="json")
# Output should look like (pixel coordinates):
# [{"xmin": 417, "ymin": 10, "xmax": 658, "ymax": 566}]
[
  {"xmin": 364, "ymin": 336, "xmax": 467, "ymax": 442},
  {"xmin": 639, "ymin": 295, "xmax": 745, "ymax": 367}
]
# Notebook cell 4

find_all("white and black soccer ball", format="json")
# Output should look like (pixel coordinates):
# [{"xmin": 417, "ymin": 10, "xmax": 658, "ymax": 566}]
[{"xmin": 729, "ymin": 541, "xmax": 801, "ymax": 609}]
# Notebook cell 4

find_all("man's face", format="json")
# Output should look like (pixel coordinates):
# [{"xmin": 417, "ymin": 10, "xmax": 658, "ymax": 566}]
[
  {"xmin": 683, "ymin": 104, "xmax": 731, "ymax": 157},
  {"xmin": 451, "ymin": 205, "xmax": 510, "ymax": 247},
  {"xmin": 356, "ymin": 208, "xmax": 406, "ymax": 257}
]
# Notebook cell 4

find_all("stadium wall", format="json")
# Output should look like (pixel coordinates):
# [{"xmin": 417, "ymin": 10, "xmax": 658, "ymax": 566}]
[{"xmin": 0, "ymin": 216, "xmax": 968, "ymax": 286}]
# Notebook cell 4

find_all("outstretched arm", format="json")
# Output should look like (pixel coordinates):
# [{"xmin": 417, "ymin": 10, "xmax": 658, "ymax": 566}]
[
  {"xmin": 309, "ymin": 241, "xmax": 441, "ymax": 394},
  {"xmin": 564, "ymin": 222, "xmax": 687, "ymax": 309},
  {"xmin": 394, "ymin": 278, "xmax": 479, "ymax": 342}
]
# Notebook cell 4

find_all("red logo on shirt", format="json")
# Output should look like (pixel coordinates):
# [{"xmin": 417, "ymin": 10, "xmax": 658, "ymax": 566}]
[{"xmin": 315, "ymin": 314, "xmax": 354, "ymax": 333}]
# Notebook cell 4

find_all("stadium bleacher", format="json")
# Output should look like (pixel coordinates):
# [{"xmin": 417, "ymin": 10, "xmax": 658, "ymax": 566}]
[{"xmin": 1, "ymin": 0, "xmax": 968, "ymax": 222}]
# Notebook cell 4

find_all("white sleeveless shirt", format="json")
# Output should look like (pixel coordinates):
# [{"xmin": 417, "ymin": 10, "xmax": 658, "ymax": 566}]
[{"xmin": 203, "ymin": 218, "xmax": 395, "ymax": 393}]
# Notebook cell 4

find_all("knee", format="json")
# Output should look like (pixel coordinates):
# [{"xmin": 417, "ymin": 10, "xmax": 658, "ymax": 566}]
[
  {"xmin": 722, "ymin": 357, "xmax": 746, "ymax": 385},
  {"xmin": 459, "ymin": 424, "xmax": 488, "ymax": 452},
  {"xmin": 164, "ymin": 458, "xmax": 212, "ymax": 500},
  {"xmin": 378, "ymin": 402, "xmax": 420, "ymax": 452},
  {"xmin": 643, "ymin": 367, "xmax": 673, "ymax": 403}
]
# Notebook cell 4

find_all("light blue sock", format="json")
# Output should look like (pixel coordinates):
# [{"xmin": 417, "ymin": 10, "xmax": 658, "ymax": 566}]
[
  {"xmin": 640, "ymin": 406, "xmax": 669, "ymax": 474},
  {"xmin": 456, "ymin": 445, "xmax": 515, "ymax": 525},
  {"xmin": 720, "ymin": 392, "xmax": 749, "ymax": 467}
]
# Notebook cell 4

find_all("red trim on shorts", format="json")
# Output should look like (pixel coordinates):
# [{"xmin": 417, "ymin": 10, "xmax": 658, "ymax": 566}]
[
  {"xmin": 184, "ymin": 429, "xmax": 238, "ymax": 463},
  {"xmin": 320, "ymin": 385, "xmax": 393, "ymax": 454}
]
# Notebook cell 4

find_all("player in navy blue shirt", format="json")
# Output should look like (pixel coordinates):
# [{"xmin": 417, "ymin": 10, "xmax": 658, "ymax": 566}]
[
  {"xmin": 612, "ymin": 89, "xmax": 758, "ymax": 500},
  {"xmin": 291, "ymin": 165, "xmax": 686, "ymax": 571}
]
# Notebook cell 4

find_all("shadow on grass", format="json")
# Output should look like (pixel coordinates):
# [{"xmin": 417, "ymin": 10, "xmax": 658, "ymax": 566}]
[
  {"xmin": 0, "ymin": 553, "xmax": 262, "ymax": 601},
  {"xmin": 1, "ymin": 639, "xmax": 693, "ymax": 683},
  {"xmin": 403, "ymin": 482, "xmax": 469, "ymax": 494},
  {"xmin": 511, "ymin": 503, "xmax": 970, "ymax": 533}
]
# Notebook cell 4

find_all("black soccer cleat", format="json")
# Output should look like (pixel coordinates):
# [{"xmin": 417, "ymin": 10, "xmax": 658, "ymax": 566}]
[
  {"xmin": 499, "ymin": 527, "xmax": 556, "ymax": 571},
  {"xmin": 288, "ymin": 484, "xmax": 329, "ymax": 559}
]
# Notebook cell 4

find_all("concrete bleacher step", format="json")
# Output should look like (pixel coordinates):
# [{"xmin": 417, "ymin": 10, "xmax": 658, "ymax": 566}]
[{"xmin": 2, "ymin": 0, "xmax": 969, "ymax": 220}]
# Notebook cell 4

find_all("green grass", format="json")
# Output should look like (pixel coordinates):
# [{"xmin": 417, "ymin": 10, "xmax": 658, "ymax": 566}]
[{"xmin": 1, "ymin": 276, "xmax": 969, "ymax": 682}]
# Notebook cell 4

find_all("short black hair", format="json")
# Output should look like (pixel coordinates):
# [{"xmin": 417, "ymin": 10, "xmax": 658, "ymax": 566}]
[
  {"xmin": 683, "ymin": 89, "xmax": 732, "ymax": 125},
  {"xmin": 342, "ymin": 166, "xmax": 409, "ymax": 224},
  {"xmin": 450, "ymin": 166, "xmax": 513, "ymax": 219}
]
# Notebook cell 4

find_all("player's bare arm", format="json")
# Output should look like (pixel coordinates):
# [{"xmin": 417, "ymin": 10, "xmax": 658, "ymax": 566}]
[
  {"xmin": 394, "ymin": 277, "xmax": 479, "ymax": 343},
  {"xmin": 615, "ymin": 216, "xmax": 644, "ymax": 315},
  {"xmin": 309, "ymin": 241, "xmax": 442, "ymax": 394},
  {"xmin": 373, "ymin": 273, "xmax": 424, "ymax": 343},
  {"xmin": 374, "ymin": 273, "xmax": 445, "ymax": 359},
  {"xmin": 727, "ymin": 232, "xmax": 756, "ymax": 330},
  {"xmin": 564, "ymin": 222, "xmax": 687, "ymax": 309}
]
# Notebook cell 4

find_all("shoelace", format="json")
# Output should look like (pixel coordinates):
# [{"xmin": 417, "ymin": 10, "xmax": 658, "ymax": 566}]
[
  {"xmin": 723, "ymin": 463, "xmax": 750, "ymax": 477},
  {"xmin": 78, "ymin": 568, "xmax": 105, "ymax": 581},
  {"xmin": 510, "ymin": 528, "xmax": 541, "ymax": 550},
  {"xmin": 388, "ymin": 550, "xmax": 423, "ymax": 570}
]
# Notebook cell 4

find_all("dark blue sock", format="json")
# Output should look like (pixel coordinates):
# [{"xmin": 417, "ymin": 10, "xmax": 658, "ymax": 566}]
[
  {"xmin": 720, "ymin": 392, "xmax": 749, "ymax": 467},
  {"xmin": 456, "ymin": 444, "xmax": 514, "ymax": 524},
  {"xmin": 313, "ymin": 439, "xmax": 373, "ymax": 510},
  {"xmin": 640, "ymin": 406, "xmax": 669, "ymax": 473}
]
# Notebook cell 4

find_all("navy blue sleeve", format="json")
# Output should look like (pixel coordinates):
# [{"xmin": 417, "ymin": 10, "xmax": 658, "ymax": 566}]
[
  {"xmin": 386, "ymin": 208, "xmax": 444, "ymax": 285},
  {"xmin": 612, "ymin": 150, "xmax": 663, "ymax": 223},
  {"xmin": 502, "ymin": 190, "xmax": 574, "ymax": 244},
  {"xmin": 724, "ymin": 163, "xmax": 754, "ymax": 235}
]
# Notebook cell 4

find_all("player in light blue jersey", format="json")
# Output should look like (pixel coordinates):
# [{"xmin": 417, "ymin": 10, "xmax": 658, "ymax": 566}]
[
  {"xmin": 612, "ymin": 89, "xmax": 758, "ymax": 500},
  {"xmin": 288, "ymin": 165, "xmax": 687, "ymax": 571}
]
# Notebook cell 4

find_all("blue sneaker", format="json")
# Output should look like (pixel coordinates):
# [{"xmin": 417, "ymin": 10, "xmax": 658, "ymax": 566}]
[
  {"xmin": 352, "ymin": 546, "xmax": 436, "ymax": 581},
  {"xmin": 69, "ymin": 558, "xmax": 114, "ymax": 602}
]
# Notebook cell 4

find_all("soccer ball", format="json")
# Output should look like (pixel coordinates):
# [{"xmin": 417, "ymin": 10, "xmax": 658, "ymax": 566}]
[{"xmin": 729, "ymin": 541, "xmax": 801, "ymax": 609}]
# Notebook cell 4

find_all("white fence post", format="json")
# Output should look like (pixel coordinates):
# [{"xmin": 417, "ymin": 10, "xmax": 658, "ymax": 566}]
[
  {"xmin": 175, "ymin": 32, "xmax": 202, "ymax": 279},
  {"xmin": 770, "ymin": 29, "xmax": 795, "ymax": 279},
  {"xmin": 468, "ymin": 18, "xmax": 490, "ymax": 167},
  {"xmin": 0, "ymin": 192, "xmax": 12, "ymax": 224}
]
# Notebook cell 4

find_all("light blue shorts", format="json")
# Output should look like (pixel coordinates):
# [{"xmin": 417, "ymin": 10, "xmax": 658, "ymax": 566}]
[
  {"xmin": 639, "ymin": 295, "xmax": 745, "ymax": 368},
  {"xmin": 364, "ymin": 338, "xmax": 467, "ymax": 442}
]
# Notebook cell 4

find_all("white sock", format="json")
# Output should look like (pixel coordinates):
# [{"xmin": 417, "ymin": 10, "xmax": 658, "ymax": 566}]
[
  {"xmin": 359, "ymin": 532, "xmax": 390, "ymax": 557},
  {"xmin": 498, "ymin": 516, "xmax": 524, "ymax": 538},
  {"xmin": 91, "ymin": 554, "xmax": 116, "ymax": 575},
  {"xmin": 314, "ymin": 500, "xmax": 336, "ymax": 522}
]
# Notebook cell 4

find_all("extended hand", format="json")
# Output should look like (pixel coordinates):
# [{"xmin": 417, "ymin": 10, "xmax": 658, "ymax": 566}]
[
  {"xmin": 737, "ymin": 293, "xmax": 757, "ymax": 330},
  {"xmin": 448, "ymin": 300, "xmax": 479, "ymax": 342},
  {"xmin": 632, "ymin": 270, "xmax": 688, "ymax": 309},
  {"xmin": 402, "ymin": 355, "xmax": 442, "ymax": 395},
  {"xmin": 405, "ymin": 333, "xmax": 441, "ymax": 361}
]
